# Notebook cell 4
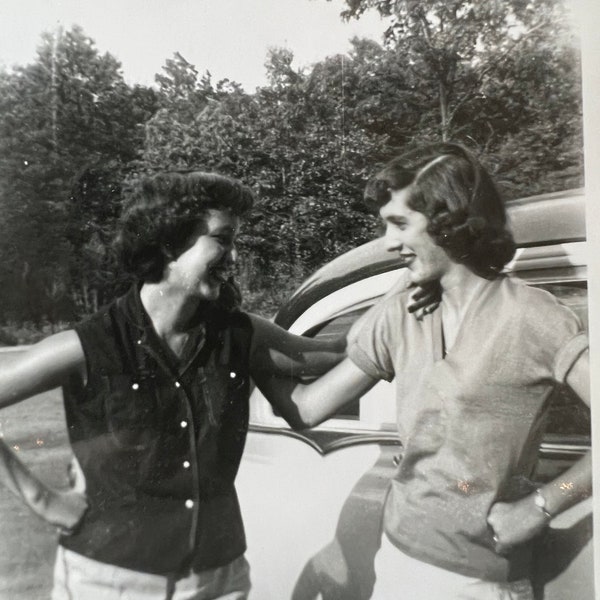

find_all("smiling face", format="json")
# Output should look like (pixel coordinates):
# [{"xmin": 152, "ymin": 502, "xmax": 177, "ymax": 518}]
[
  {"xmin": 380, "ymin": 187, "xmax": 453, "ymax": 286},
  {"xmin": 167, "ymin": 209, "xmax": 240, "ymax": 301}
]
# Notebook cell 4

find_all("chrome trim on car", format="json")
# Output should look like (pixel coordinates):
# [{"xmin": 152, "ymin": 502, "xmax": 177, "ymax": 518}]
[
  {"xmin": 248, "ymin": 423, "xmax": 401, "ymax": 455},
  {"xmin": 248, "ymin": 423, "xmax": 590, "ymax": 458},
  {"xmin": 539, "ymin": 439, "xmax": 591, "ymax": 460}
]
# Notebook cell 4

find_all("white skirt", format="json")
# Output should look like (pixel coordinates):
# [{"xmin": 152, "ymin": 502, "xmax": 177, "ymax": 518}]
[
  {"xmin": 371, "ymin": 534, "xmax": 533, "ymax": 600},
  {"xmin": 51, "ymin": 546, "xmax": 251, "ymax": 600}
]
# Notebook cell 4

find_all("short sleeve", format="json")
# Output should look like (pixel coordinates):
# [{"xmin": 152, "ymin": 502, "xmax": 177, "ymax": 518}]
[
  {"xmin": 522, "ymin": 287, "xmax": 587, "ymax": 383},
  {"xmin": 553, "ymin": 331, "xmax": 588, "ymax": 382},
  {"xmin": 348, "ymin": 296, "xmax": 400, "ymax": 382}
]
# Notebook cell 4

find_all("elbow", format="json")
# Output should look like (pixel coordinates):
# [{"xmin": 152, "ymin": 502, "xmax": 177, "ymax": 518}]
[
  {"xmin": 285, "ymin": 401, "xmax": 321, "ymax": 430},
  {"xmin": 287, "ymin": 412, "xmax": 316, "ymax": 431},
  {"xmin": 288, "ymin": 418, "xmax": 306, "ymax": 432}
]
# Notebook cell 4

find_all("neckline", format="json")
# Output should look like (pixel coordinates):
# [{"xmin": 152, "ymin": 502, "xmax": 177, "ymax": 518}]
[{"xmin": 433, "ymin": 277, "xmax": 496, "ymax": 361}]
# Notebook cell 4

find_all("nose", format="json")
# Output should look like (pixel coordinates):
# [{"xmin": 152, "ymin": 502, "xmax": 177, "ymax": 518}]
[
  {"xmin": 226, "ymin": 244, "xmax": 238, "ymax": 265},
  {"xmin": 383, "ymin": 224, "xmax": 403, "ymax": 253}
]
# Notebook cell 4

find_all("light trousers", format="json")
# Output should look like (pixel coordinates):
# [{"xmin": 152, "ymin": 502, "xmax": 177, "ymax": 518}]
[
  {"xmin": 51, "ymin": 546, "xmax": 251, "ymax": 600},
  {"xmin": 371, "ymin": 534, "xmax": 533, "ymax": 600}
]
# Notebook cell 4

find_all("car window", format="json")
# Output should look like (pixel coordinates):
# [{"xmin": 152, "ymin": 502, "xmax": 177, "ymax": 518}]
[
  {"xmin": 304, "ymin": 309, "xmax": 366, "ymax": 420},
  {"xmin": 299, "ymin": 281, "xmax": 590, "ymax": 437},
  {"xmin": 534, "ymin": 282, "xmax": 590, "ymax": 438},
  {"xmin": 536, "ymin": 282, "xmax": 588, "ymax": 331}
]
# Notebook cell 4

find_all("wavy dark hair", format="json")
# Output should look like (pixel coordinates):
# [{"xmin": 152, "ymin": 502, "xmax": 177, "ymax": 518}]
[
  {"xmin": 115, "ymin": 171, "xmax": 254, "ymax": 283},
  {"xmin": 364, "ymin": 143, "xmax": 516, "ymax": 278}
]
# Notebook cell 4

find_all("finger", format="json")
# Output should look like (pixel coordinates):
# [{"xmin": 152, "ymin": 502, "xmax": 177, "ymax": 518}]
[
  {"xmin": 407, "ymin": 300, "xmax": 426, "ymax": 313},
  {"xmin": 491, "ymin": 531, "xmax": 505, "ymax": 554},
  {"xmin": 412, "ymin": 307, "xmax": 425, "ymax": 320},
  {"xmin": 407, "ymin": 296, "xmax": 431, "ymax": 312},
  {"xmin": 487, "ymin": 521, "xmax": 509, "ymax": 555},
  {"xmin": 494, "ymin": 540, "xmax": 512, "ymax": 555},
  {"xmin": 57, "ymin": 525, "xmax": 74, "ymax": 537},
  {"xmin": 410, "ymin": 288, "xmax": 426, "ymax": 301},
  {"xmin": 408, "ymin": 302, "xmax": 439, "ymax": 317}
]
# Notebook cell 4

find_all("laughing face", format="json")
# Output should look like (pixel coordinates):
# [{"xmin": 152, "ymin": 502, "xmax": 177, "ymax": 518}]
[
  {"xmin": 380, "ymin": 187, "xmax": 452, "ymax": 286},
  {"xmin": 167, "ymin": 209, "xmax": 240, "ymax": 301}
]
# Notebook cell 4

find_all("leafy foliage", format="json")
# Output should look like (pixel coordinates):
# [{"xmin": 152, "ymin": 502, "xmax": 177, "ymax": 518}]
[
  {"xmin": 329, "ymin": 0, "xmax": 583, "ymax": 196},
  {"xmin": 0, "ymin": 26, "xmax": 158, "ymax": 323},
  {"xmin": 0, "ymin": 4, "xmax": 585, "ymax": 329},
  {"xmin": 140, "ymin": 47, "xmax": 382, "ymax": 303}
]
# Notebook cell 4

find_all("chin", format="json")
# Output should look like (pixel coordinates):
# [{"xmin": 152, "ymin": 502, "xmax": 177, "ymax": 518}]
[
  {"xmin": 407, "ymin": 270, "xmax": 423, "ymax": 284},
  {"xmin": 408, "ymin": 272, "xmax": 435, "ymax": 287},
  {"xmin": 198, "ymin": 284, "xmax": 221, "ymax": 302}
]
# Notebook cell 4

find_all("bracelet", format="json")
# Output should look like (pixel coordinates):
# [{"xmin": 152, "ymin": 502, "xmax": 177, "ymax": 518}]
[{"xmin": 534, "ymin": 488, "xmax": 553, "ymax": 520}]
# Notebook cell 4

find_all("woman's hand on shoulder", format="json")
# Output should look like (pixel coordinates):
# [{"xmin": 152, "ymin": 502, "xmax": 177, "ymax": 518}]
[{"xmin": 406, "ymin": 281, "xmax": 441, "ymax": 319}]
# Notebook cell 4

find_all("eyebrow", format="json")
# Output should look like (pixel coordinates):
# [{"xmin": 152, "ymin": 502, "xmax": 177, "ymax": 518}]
[
  {"xmin": 383, "ymin": 215, "xmax": 407, "ymax": 224},
  {"xmin": 211, "ymin": 225, "xmax": 237, "ymax": 234}
]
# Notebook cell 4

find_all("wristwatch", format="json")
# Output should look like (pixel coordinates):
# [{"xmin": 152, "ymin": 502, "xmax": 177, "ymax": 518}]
[{"xmin": 534, "ymin": 488, "xmax": 553, "ymax": 520}]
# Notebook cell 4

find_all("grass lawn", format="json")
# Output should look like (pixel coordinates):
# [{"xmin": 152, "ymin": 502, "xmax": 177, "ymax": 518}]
[{"xmin": 0, "ymin": 378, "xmax": 72, "ymax": 600}]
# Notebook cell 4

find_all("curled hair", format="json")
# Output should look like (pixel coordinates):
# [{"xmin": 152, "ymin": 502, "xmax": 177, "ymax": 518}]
[
  {"xmin": 115, "ymin": 171, "xmax": 254, "ymax": 282},
  {"xmin": 364, "ymin": 143, "xmax": 516, "ymax": 278}
]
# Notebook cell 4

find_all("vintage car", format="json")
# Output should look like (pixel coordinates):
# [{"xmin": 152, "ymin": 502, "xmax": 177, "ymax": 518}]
[{"xmin": 236, "ymin": 189, "xmax": 593, "ymax": 600}]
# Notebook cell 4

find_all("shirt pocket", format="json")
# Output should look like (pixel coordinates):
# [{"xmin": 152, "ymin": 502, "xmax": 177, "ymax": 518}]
[
  {"xmin": 212, "ymin": 364, "xmax": 248, "ymax": 419},
  {"xmin": 104, "ymin": 374, "xmax": 158, "ymax": 451}
]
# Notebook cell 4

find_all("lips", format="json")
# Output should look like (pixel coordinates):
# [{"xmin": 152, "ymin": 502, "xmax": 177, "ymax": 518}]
[{"xmin": 399, "ymin": 253, "xmax": 416, "ymax": 267}]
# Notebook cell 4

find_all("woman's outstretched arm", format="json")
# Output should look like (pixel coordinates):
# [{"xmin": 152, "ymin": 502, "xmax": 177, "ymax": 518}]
[
  {"xmin": 0, "ymin": 439, "xmax": 88, "ymax": 532},
  {"xmin": 251, "ymin": 357, "xmax": 377, "ymax": 430},
  {"xmin": 248, "ymin": 314, "xmax": 347, "ymax": 378},
  {"xmin": 0, "ymin": 330, "xmax": 88, "ymax": 531}
]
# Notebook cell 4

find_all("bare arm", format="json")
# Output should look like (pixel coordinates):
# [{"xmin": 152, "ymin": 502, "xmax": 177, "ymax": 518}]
[
  {"xmin": 247, "ymin": 277, "xmax": 437, "ymax": 429},
  {"xmin": 252, "ymin": 357, "xmax": 377, "ymax": 430},
  {"xmin": 488, "ymin": 350, "xmax": 591, "ymax": 553},
  {"xmin": 0, "ymin": 330, "xmax": 88, "ymax": 530},
  {"xmin": 0, "ymin": 330, "xmax": 86, "ymax": 408},
  {"xmin": 0, "ymin": 438, "xmax": 88, "ymax": 532},
  {"xmin": 249, "ymin": 313, "xmax": 346, "ymax": 378}
]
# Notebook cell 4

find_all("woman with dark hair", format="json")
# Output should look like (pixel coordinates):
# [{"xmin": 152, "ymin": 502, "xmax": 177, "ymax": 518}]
[
  {"xmin": 0, "ymin": 171, "xmax": 350, "ymax": 599},
  {"xmin": 364, "ymin": 143, "xmax": 516, "ymax": 278},
  {"xmin": 257, "ymin": 143, "xmax": 591, "ymax": 599}
]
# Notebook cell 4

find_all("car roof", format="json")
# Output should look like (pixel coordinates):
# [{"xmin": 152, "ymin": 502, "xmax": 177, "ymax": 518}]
[{"xmin": 275, "ymin": 189, "xmax": 586, "ymax": 328}]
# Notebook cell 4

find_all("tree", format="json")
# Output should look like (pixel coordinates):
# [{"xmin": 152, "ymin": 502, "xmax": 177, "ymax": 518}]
[
  {"xmin": 139, "ymin": 48, "xmax": 382, "ymax": 312},
  {"xmin": 0, "ymin": 26, "xmax": 158, "ymax": 324},
  {"xmin": 0, "ymin": 9, "xmax": 583, "ymax": 327},
  {"xmin": 327, "ymin": 0, "xmax": 583, "ymax": 195}
]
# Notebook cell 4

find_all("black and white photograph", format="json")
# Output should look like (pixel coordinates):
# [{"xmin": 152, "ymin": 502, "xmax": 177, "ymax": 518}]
[{"xmin": 0, "ymin": 1, "xmax": 598, "ymax": 599}]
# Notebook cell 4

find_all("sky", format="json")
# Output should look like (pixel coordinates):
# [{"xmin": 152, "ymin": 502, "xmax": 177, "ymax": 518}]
[{"xmin": 0, "ymin": 0, "xmax": 388, "ymax": 90}]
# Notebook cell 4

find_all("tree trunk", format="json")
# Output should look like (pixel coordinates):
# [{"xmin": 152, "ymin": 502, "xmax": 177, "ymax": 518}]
[{"xmin": 439, "ymin": 81, "xmax": 449, "ymax": 141}]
